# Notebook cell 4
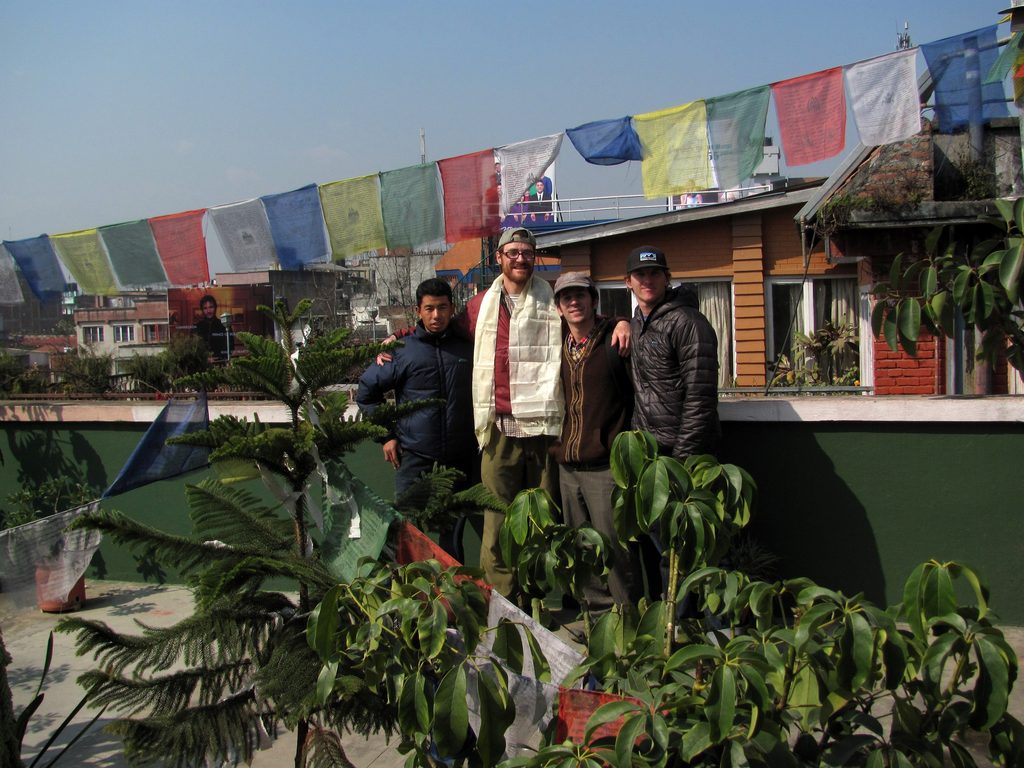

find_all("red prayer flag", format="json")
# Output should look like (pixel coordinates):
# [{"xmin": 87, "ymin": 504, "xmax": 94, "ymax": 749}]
[
  {"xmin": 553, "ymin": 689, "xmax": 645, "ymax": 744},
  {"xmin": 438, "ymin": 150, "xmax": 500, "ymax": 243},
  {"xmin": 149, "ymin": 209, "xmax": 210, "ymax": 286},
  {"xmin": 395, "ymin": 520, "xmax": 462, "ymax": 568},
  {"xmin": 772, "ymin": 67, "xmax": 846, "ymax": 166}
]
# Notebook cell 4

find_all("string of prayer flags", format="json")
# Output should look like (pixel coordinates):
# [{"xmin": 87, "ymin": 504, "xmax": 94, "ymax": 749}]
[
  {"xmin": 921, "ymin": 25, "xmax": 1010, "ymax": 132},
  {"xmin": 149, "ymin": 209, "xmax": 210, "ymax": 287},
  {"xmin": 379, "ymin": 163, "xmax": 445, "ymax": 251},
  {"xmin": 319, "ymin": 174, "xmax": 387, "ymax": 260},
  {"xmin": 0, "ymin": 246, "xmax": 25, "ymax": 304},
  {"xmin": 260, "ymin": 184, "xmax": 328, "ymax": 269},
  {"xmin": 706, "ymin": 86, "xmax": 771, "ymax": 190},
  {"xmin": 50, "ymin": 229, "xmax": 119, "ymax": 296},
  {"xmin": 99, "ymin": 220, "xmax": 169, "ymax": 289},
  {"xmin": 2, "ymin": 235, "xmax": 65, "ymax": 299},
  {"xmin": 772, "ymin": 67, "xmax": 846, "ymax": 166},
  {"xmin": 846, "ymin": 49, "xmax": 921, "ymax": 147},
  {"xmin": 633, "ymin": 101, "xmax": 714, "ymax": 198},
  {"xmin": 496, "ymin": 133, "xmax": 563, "ymax": 217},
  {"xmin": 208, "ymin": 199, "xmax": 277, "ymax": 272},
  {"xmin": 565, "ymin": 116, "xmax": 643, "ymax": 166},
  {"xmin": 439, "ymin": 149, "xmax": 500, "ymax": 242}
]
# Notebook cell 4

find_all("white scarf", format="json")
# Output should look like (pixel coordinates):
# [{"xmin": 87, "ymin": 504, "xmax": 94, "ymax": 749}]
[{"xmin": 472, "ymin": 274, "xmax": 563, "ymax": 445}]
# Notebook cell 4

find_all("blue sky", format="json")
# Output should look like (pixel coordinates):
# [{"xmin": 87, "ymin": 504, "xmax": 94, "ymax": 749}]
[{"xmin": 0, "ymin": 1, "xmax": 1008, "ymax": 269}]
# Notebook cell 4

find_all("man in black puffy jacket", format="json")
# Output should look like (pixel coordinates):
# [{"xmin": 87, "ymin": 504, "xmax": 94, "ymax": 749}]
[
  {"xmin": 357, "ymin": 278, "xmax": 478, "ymax": 496},
  {"xmin": 624, "ymin": 245, "xmax": 721, "ymax": 460}
]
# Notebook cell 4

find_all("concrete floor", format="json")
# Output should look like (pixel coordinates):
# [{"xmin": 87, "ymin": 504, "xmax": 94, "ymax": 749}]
[{"xmin": 4, "ymin": 580, "xmax": 1023, "ymax": 767}]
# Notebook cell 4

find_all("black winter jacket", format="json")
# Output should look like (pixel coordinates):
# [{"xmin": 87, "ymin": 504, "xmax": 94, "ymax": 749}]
[
  {"xmin": 630, "ymin": 286, "xmax": 721, "ymax": 459},
  {"xmin": 356, "ymin": 322, "xmax": 474, "ymax": 465}
]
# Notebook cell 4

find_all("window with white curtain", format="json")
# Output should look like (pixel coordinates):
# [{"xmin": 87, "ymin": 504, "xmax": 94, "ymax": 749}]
[{"xmin": 767, "ymin": 277, "xmax": 859, "ymax": 383}]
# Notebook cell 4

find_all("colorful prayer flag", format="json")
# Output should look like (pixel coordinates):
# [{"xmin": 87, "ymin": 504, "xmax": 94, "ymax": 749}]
[
  {"xmin": 772, "ymin": 67, "xmax": 846, "ymax": 166},
  {"xmin": 706, "ymin": 86, "xmax": 771, "ymax": 190},
  {"xmin": 50, "ymin": 228, "xmax": 119, "ymax": 296},
  {"xmin": 921, "ymin": 25, "xmax": 1010, "ymax": 132},
  {"xmin": 260, "ymin": 184, "xmax": 329, "ymax": 269},
  {"xmin": 0, "ymin": 245, "xmax": 25, "ymax": 305},
  {"xmin": 207, "ymin": 199, "xmax": 277, "ymax": 271},
  {"xmin": 3, "ymin": 235, "xmax": 66, "ymax": 299},
  {"xmin": 496, "ymin": 133, "xmax": 563, "ymax": 217},
  {"xmin": 149, "ymin": 209, "xmax": 210, "ymax": 286},
  {"xmin": 633, "ymin": 101, "xmax": 714, "ymax": 198},
  {"xmin": 438, "ymin": 150, "xmax": 500, "ymax": 243},
  {"xmin": 319, "ymin": 175, "xmax": 387, "ymax": 259},
  {"xmin": 379, "ymin": 163, "xmax": 445, "ymax": 251},
  {"xmin": 565, "ymin": 116, "xmax": 643, "ymax": 166},
  {"xmin": 99, "ymin": 220, "xmax": 169, "ymax": 289},
  {"xmin": 846, "ymin": 49, "xmax": 921, "ymax": 147}
]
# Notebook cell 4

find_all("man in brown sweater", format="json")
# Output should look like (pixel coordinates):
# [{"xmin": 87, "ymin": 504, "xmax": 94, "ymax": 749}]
[{"xmin": 552, "ymin": 272, "xmax": 642, "ymax": 613}]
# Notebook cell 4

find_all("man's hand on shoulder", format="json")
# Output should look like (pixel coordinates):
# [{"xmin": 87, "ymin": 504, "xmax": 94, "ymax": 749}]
[
  {"xmin": 376, "ymin": 334, "xmax": 398, "ymax": 366},
  {"xmin": 611, "ymin": 319, "xmax": 631, "ymax": 356}
]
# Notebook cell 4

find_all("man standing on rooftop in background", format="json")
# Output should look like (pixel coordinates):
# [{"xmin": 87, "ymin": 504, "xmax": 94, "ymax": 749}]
[
  {"xmin": 624, "ymin": 245, "xmax": 720, "ymax": 460},
  {"xmin": 552, "ymin": 272, "xmax": 642, "ymax": 614}
]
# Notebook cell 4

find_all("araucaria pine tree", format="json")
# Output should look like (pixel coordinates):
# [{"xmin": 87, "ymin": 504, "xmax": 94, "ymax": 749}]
[{"xmin": 57, "ymin": 300, "xmax": 431, "ymax": 768}]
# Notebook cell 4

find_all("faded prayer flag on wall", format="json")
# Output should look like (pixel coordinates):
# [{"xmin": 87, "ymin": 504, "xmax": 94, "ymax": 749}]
[
  {"xmin": 50, "ymin": 229, "xmax": 119, "ymax": 296},
  {"xmin": 0, "ymin": 246, "xmax": 25, "ymax": 304},
  {"xmin": 496, "ymin": 133, "xmax": 563, "ymax": 217},
  {"xmin": 846, "ymin": 49, "xmax": 921, "ymax": 147},
  {"xmin": 706, "ymin": 86, "xmax": 771, "ymax": 191},
  {"xmin": 2, "ymin": 235, "xmax": 65, "ymax": 299},
  {"xmin": 379, "ymin": 163, "xmax": 445, "ymax": 251},
  {"xmin": 633, "ymin": 101, "xmax": 714, "ymax": 198},
  {"xmin": 99, "ymin": 220, "xmax": 169, "ymax": 289},
  {"xmin": 208, "ymin": 199, "xmax": 277, "ymax": 272},
  {"xmin": 260, "ymin": 184, "xmax": 328, "ymax": 269},
  {"xmin": 772, "ymin": 67, "xmax": 846, "ymax": 166},
  {"xmin": 438, "ymin": 149, "xmax": 500, "ymax": 243},
  {"xmin": 319, "ymin": 174, "xmax": 387, "ymax": 259},
  {"xmin": 149, "ymin": 209, "xmax": 210, "ymax": 286},
  {"xmin": 565, "ymin": 116, "xmax": 643, "ymax": 166},
  {"xmin": 922, "ymin": 25, "xmax": 1010, "ymax": 132}
]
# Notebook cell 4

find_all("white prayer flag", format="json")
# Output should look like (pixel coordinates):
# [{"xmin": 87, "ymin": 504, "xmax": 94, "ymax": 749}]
[
  {"xmin": 208, "ymin": 198, "xmax": 277, "ymax": 271},
  {"xmin": 496, "ymin": 133, "xmax": 563, "ymax": 218},
  {"xmin": 846, "ymin": 49, "xmax": 921, "ymax": 146}
]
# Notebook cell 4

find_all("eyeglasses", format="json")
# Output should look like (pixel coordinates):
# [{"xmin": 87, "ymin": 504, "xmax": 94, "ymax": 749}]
[{"xmin": 502, "ymin": 248, "xmax": 536, "ymax": 261}]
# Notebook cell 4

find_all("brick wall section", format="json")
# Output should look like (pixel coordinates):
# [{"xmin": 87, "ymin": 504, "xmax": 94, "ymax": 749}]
[
  {"xmin": 732, "ymin": 214, "xmax": 767, "ymax": 387},
  {"xmin": 873, "ymin": 332, "xmax": 943, "ymax": 395}
]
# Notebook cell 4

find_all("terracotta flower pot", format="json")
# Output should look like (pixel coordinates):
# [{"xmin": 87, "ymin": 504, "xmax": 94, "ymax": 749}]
[{"xmin": 35, "ymin": 566, "xmax": 86, "ymax": 612}]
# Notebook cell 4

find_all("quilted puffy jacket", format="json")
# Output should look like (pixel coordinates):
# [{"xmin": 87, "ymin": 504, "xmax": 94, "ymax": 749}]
[
  {"xmin": 356, "ymin": 322, "xmax": 474, "ymax": 465},
  {"xmin": 629, "ymin": 285, "xmax": 721, "ymax": 459}
]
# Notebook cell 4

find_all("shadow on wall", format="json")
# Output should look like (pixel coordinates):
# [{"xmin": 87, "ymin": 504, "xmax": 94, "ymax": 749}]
[{"xmin": 720, "ymin": 413, "xmax": 887, "ymax": 606}]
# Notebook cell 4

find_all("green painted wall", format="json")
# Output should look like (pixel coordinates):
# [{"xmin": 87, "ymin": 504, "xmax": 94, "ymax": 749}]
[{"xmin": 3, "ymin": 417, "xmax": 1022, "ymax": 623}]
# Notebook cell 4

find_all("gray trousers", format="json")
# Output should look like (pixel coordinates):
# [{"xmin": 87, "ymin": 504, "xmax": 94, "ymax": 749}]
[{"xmin": 559, "ymin": 465, "xmax": 643, "ymax": 612}]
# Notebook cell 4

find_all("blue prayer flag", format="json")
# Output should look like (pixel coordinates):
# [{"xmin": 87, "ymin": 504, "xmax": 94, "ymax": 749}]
[
  {"xmin": 260, "ymin": 184, "xmax": 329, "ymax": 269},
  {"xmin": 566, "ymin": 117, "xmax": 643, "ymax": 166},
  {"xmin": 921, "ymin": 25, "xmax": 1010, "ymax": 132},
  {"xmin": 2, "ymin": 235, "xmax": 66, "ymax": 300}
]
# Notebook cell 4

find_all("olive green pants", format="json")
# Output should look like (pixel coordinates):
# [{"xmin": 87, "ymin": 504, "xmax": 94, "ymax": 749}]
[{"xmin": 479, "ymin": 425, "xmax": 559, "ymax": 598}]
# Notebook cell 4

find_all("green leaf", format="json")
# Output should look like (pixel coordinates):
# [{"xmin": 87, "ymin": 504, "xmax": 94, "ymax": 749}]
[
  {"xmin": 418, "ymin": 600, "xmax": 447, "ymax": 659},
  {"xmin": 974, "ymin": 282, "xmax": 995, "ymax": 322},
  {"xmin": 610, "ymin": 430, "xmax": 657, "ymax": 489},
  {"xmin": 848, "ymin": 611, "xmax": 874, "ymax": 690},
  {"xmin": 433, "ymin": 665, "xmax": 469, "ymax": 758},
  {"xmin": 413, "ymin": 671, "xmax": 430, "ymax": 732},
  {"xmin": 889, "ymin": 253, "xmax": 904, "ymax": 287},
  {"xmin": 921, "ymin": 265, "xmax": 938, "ymax": 296},
  {"xmin": 923, "ymin": 565, "xmax": 958, "ymax": 624},
  {"xmin": 999, "ymin": 237, "xmax": 1024, "ymax": 304},
  {"xmin": 706, "ymin": 665, "xmax": 737, "ymax": 741},
  {"xmin": 822, "ymin": 734, "xmax": 877, "ymax": 767},
  {"xmin": 664, "ymin": 643, "xmax": 720, "ymax": 673},
  {"xmin": 614, "ymin": 715, "xmax": 647, "ymax": 768},
  {"xmin": 882, "ymin": 304, "xmax": 899, "ymax": 353},
  {"xmin": 930, "ymin": 291, "xmax": 956, "ymax": 337},
  {"xmin": 521, "ymin": 622, "xmax": 552, "ymax": 683},
  {"xmin": 925, "ymin": 227, "xmax": 944, "ymax": 256},
  {"xmin": 871, "ymin": 299, "xmax": 888, "ymax": 340},
  {"xmin": 970, "ymin": 634, "xmax": 1011, "ymax": 729},
  {"xmin": 315, "ymin": 659, "xmax": 338, "ymax": 706},
  {"xmin": 307, "ymin": 585, "xmax": 341, "ymax": 657},
  {"xmin": 952, "ymin": 267, "xmax": 973, "ymax": 306},
  {"xmin": 681, "ymin": 721, "xmax": 713, "ymax": 762},
  {"xmin": 897, "ymin": 298, "xmax": 921, "ymax": 342},
  {"xmin": 492, "ymin": 619, "xmax": 525, "ymax": 674},
  {"xmin": 477, "ymin": 667, "xmax": 514, "ymax": 768}
]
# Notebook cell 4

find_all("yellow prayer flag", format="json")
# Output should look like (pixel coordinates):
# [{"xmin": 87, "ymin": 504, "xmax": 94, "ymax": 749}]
[
  {"xmin": 50, "ymin": 228, "xmax": 119, "ymax": 296},
  {"xmin": 319, "ymin": 175, "xmax": 387, "ymax": 259},
  {"xmin": 633, "ymin": 101, "xmax": 713, "ymax": 199}
]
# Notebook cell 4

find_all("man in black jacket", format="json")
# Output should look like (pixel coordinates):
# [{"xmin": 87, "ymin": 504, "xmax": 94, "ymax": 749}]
[
  {"xmin": 624, "ymin": 245, "xmax": 720, "ymax": 459},
  {"xmin": 357, "ymin": 278, "xmax": 478, "ymax": 498}
]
